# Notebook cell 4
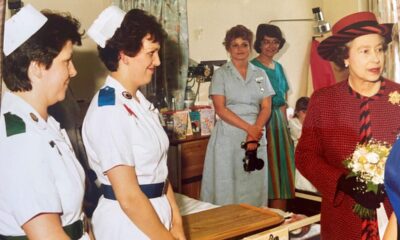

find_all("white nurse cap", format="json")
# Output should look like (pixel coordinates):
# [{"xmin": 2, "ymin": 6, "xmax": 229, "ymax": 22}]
[
  {"xmin": 87, "ymin": 5, "xmax": 126, "ymax": 48},
  {"xmin": 3, "ymin": 4, "xmax": 47, "ymax": 56}
]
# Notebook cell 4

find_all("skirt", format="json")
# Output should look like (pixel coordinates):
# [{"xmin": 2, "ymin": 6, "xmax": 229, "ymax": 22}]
[{"xmin": 267, "ymin": 107, "xmax": 295, "ymax": 199}]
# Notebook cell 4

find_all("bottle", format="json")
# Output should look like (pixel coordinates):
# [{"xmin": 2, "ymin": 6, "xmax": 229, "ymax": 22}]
[{"xmin": 171, "ymin": 97, "xmax": 176, "ymax": 111}]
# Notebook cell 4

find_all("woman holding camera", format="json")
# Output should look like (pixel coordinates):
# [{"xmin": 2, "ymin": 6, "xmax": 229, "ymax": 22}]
[{"xmin": 200, "ymin": 25, "xmax": 275, "ymax": 206}]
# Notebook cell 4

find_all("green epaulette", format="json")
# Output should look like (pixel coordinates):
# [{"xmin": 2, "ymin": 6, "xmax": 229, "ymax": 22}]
[{"xmin": 4, "ymin": 112, "xmax": 26, "ymax": 137}]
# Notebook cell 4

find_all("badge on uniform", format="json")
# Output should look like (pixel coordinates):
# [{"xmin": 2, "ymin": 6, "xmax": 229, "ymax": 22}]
[
  {"xmin": 122, "ymin": 91, "xmax": 133, "ymax": 100},
  {"xmin": 123, "ymin": 103, "xmax": 137, "ymax": 118},
  {"xmin": 255, "ymin": 77, "xmax": 265, "ymax": 93},
  {"xmin": 30, "ymin": 112, "xmax": 38, "ymax": 122},
  {"xmin": 98, "ymin": 86, "xmax": 116, "ymax": 106},
  {"xmin": 4, "ymin": 112, "xmax": 26, "ymax": 137},
  {"xmin": 49, "ymin": 140, "xmax": 62, "ymax": 156}
]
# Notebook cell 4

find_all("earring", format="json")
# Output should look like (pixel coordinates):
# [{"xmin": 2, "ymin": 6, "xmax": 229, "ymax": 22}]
[{"xmin": 345, "ymin": 63, "xmax": 349, "ymax": 68}]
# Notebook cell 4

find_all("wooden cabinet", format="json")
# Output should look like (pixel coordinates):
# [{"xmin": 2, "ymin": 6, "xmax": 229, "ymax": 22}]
[{"xmin": 168, "ymin": 134, "xmax": 209, "ymax": 199}]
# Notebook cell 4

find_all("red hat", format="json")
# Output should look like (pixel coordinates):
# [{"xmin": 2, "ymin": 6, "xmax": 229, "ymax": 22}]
[{"xmin": 318, "ymin": 12, "xmax": 393, "ymax": 61}]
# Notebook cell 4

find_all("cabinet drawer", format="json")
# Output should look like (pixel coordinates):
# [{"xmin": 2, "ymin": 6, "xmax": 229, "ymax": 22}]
[
  {"xmin": 181, "ymin": 138, "xmax": 209, "ymax": 179},
  {"xmin": 182, "ymin": 181, "xmax": 202, "ymax": 199}
]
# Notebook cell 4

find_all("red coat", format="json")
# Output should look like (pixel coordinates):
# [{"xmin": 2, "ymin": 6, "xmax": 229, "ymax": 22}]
[{"xmin": 296, "ymin": 79, "xmax": 400, "ymax": 239}]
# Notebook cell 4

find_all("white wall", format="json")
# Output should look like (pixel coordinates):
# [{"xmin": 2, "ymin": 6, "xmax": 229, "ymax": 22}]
[
  {"xmin": 9, "ymin": 0, "xmax": 368, "ymax": 106},
  {"xmin": 187, "ymin": 0, "xmax": 368, "ymax": 107},
  {"xmin": 322, "ymin": 0, "xmax": 369, "ymax": 25},
  {"xmin": 188, "ymin": 0, "xmax": 321, "ymax": 107}
]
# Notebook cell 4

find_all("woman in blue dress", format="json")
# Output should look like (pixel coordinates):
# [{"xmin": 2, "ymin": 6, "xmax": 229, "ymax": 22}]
[
  {"xmin": 200, "ymin": 25, "xmax": 275, "ymax": 206},
  {"xmin": 251, "ymin": 24, "xmax": 295, "ymax": 210}
]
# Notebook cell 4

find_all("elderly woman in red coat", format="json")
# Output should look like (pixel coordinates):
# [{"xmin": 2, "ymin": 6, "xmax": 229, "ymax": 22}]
[{"xmin": 296, "ymin": 12, "xmax": 400, "ymax": 240}]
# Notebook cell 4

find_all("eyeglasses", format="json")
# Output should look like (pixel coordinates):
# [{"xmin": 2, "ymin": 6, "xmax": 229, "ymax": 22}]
[{"xmin": 262, "ymin": 40, "xmax": 280, "ymax": 45}]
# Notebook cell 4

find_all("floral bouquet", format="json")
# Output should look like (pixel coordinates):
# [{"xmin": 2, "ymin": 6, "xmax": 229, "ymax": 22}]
[{"xmin": 343, "ymin": 139, "xmax": 391, "ymax": 219}]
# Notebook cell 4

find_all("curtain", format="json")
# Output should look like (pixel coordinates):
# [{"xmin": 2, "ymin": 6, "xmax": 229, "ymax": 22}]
[
  {"xmin": 369, "ymin": 0, "xmax": 400, "ymax": 83},
  {"xmin": 113, "ymin": 0, "xmax": 189, "ymax": 110},
  {"xmin": 309, "ymin": 39, "xmax": 336, "ymax": 91},
  {"xmin": 0, "ymin": 0, "xmax": 5, "ymax": 109}
]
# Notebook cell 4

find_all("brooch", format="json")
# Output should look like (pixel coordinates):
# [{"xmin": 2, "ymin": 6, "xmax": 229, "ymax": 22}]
[
  {"xmin": 389, "ymin": 91, "xmax": 400, "ymax": 106},
  {"xmin": 255, "ymin": 77, "xmax": 265, "ymax": 93},
  {"xmin": 122, "ymin": 91, "xmax": 133, "ymax": 100}
]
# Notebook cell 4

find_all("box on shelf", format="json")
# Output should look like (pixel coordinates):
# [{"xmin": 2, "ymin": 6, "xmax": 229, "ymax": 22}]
[
  {"xmin": 173, "ymin": 110, "xmax": 189, "ymax": 140},
  {"xmin": 199, "ymin": 108, "xmax": 215, "ymax": 136},
  {"xmin": 189, "ymin": 111, "xmax": 201, "ymax": 134}
]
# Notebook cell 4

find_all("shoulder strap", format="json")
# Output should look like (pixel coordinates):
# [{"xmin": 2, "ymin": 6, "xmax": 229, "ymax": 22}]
[
  {"xmin": 98, "ymin": 86, "xmax": 116, "ymax": 107},
  {"xmin": 4, "ymin": 112, "xmax": 26, "ymax": 137}
]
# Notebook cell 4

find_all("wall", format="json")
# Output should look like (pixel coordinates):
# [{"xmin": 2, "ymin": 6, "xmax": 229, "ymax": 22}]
[
  {"xmin": 322, "ymin": 0, "xmax": 369, "ymax": 25},
  {"xmin": 10, "ymin": 0, "xmax": 113, "ymax": 100},
  {"xmin": 187, "ymin": 0, "xmax": 368, "ymax": 107},
  {"xmin": 187, "ymin": 0, "xmax": 315, "ymax": 107},
  {"xmin": 7, "ymin": 0, "xmax": 368, "ymax": 106}
]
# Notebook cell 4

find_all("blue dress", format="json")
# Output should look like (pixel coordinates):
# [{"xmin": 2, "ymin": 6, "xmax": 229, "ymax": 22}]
[
  {"xmin": 385, "ymin": 137, "xmax": 400, "ymax": 228},
  {"xmin": 200, "ymin": 62, "xmax": 275, "ymax": 206}
]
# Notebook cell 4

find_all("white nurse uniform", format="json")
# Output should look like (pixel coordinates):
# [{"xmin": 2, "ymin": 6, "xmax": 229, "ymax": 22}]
[
  {"xmin": 83, "ymin": 75, "xmax": 171, "ymax": 240},
  {"xmin": 0, "ymin": 92, "xmax": 88, "ymax": 239}
]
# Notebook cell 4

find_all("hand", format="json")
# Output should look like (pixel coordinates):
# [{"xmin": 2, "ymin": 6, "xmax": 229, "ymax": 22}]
[
  {"xmin": 338, "ymin": 175, "xmax": 385, "ymax": 209},
  {"xmin": 245, "ymin": 135, "xmax": 259, "ymax": 151},
  {"xmin": 170, "ymin": 221, "xmax": 186, "ymax": 240},
  {"xmin": 246, "ymin": 125, "xmax": 263, "ymax": 140}
]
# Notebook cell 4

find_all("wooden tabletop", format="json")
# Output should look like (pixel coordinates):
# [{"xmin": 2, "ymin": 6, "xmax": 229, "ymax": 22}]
[{"xmin": 183, "ymin": 204, "xmax": 284, "ymax": 240}]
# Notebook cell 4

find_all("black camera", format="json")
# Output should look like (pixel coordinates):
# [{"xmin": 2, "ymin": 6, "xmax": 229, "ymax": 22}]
[
  {"xmin": 188, "ymin": 65, "xmax": 207, "ymax": 77},
  {"xmin": 187, "ymin": 64, "xmax": 213, "ymax": 82},
  {"xmin": 241, "ymin": 141, "xmax": 264, "ymax": 172}
]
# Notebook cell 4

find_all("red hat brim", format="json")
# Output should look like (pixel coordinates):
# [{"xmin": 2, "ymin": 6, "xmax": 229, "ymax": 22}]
[{"xmin": 318, "ymin": 17, "xmax": 393, "ymax": 61}]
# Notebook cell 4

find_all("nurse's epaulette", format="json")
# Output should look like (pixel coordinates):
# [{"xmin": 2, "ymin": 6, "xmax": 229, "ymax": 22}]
[
  {"xmin": 98, "ymin": 86, "xmax": 116, "ymax": 107},
  {"xmin": 4, "ymin": 112, "xmax": 26, "ymax": 137}
]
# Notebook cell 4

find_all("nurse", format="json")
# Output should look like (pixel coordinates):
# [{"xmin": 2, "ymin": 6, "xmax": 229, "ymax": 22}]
[
  {"xmin": 83, "ymin": 6, "xmax": 185, "ymax": 240},
  {"xmin": 0, "ymin": 5, "xmax": 88, "ymax": 240},
  {"xmin": 200, "ymin": 25, "xmax": 274, "ymax": 206}
]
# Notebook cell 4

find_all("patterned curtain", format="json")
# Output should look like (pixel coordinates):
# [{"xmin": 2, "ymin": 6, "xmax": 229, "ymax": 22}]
[
  {"xmin": 113, "ymin": 0, "xmax": 189, "ymax": 110},
  {"xmin": 369, "ymin": 0, "xmax": 400, "ymax": 83},
  {"xmin": 0, "ymin": 0, "xmax": 5, "ymax": 109}
]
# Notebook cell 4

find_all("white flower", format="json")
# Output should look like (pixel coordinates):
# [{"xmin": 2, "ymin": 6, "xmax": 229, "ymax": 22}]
[
  {"xmin": 352, "ymin": 150, "xmax": 362, "ymax": 162},
  {"xmin": 371, "ymin": 175, "xmax": 384, "ymax": 185},
  {"xmin": 365, "ymin": 152, "xmax": 380, "ymax": 164},
  {"xmin": 344, "ymin": 139, "xmax": 391, "ymax": 218},
  {"xmin": 352, "ymin": 162, "xmax": 362, "ymax": 173},
  {"xmin": 344, "ymin": 140, "xmax": 391, "ymax": 186}
]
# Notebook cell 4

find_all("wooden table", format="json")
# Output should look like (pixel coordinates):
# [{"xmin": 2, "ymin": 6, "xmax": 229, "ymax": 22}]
[{"xmin": 183, "ymin": 204, "xmax": 284, "ymax": 240}]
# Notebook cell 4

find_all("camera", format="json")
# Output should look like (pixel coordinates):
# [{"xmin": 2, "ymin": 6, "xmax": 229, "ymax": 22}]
[
  {"xmin": 241, "ymin": 141, "xmax": 264, "ymax": 172},
  {"xmin": 188, "ymin": 65, "xmax": 207, "ymax": 77},
  {"xmin": 187, "ymin": 64, "xmax": 213, "ymax": 81}
]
